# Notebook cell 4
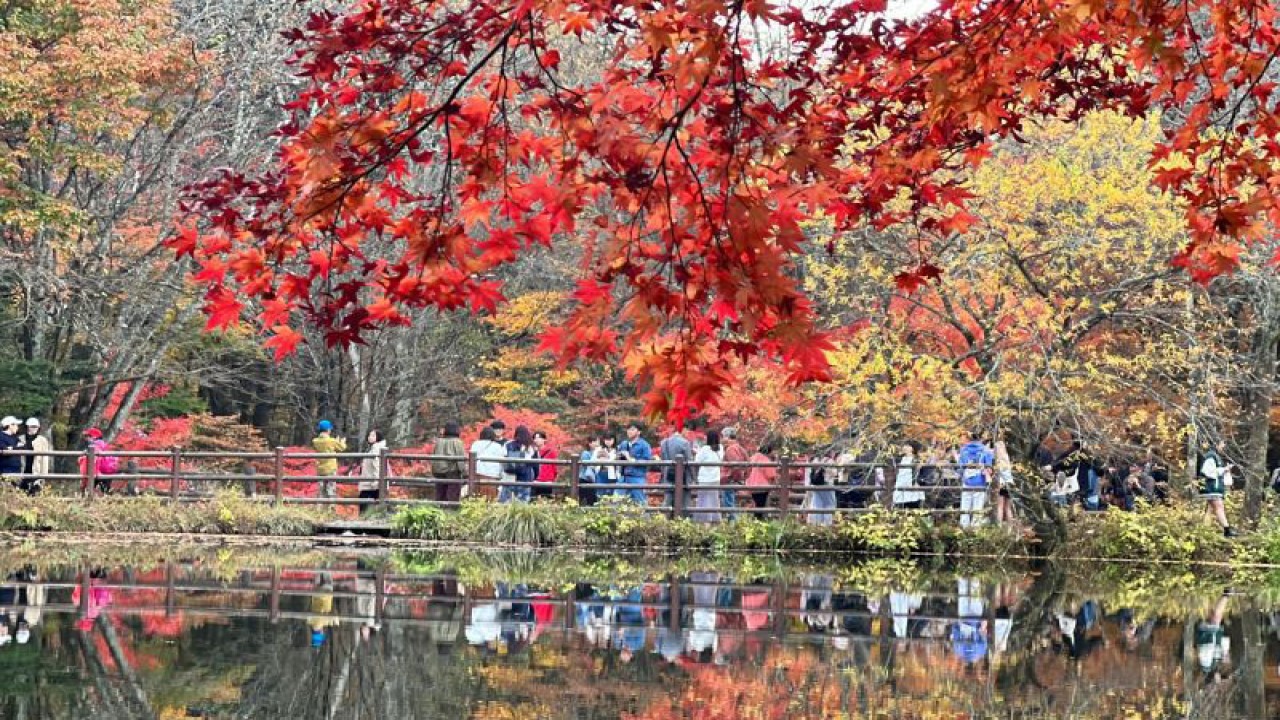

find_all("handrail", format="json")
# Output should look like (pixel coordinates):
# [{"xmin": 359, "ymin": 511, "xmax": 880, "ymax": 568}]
[{"xmin": 0, "ymin": 446, "xmax": 1014, "ymax": 522}]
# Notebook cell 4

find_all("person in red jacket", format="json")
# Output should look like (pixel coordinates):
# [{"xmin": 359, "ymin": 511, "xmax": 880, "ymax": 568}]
[{"xmin": 532, "ymin": 430, "xmax": 559, "ymax": 500}]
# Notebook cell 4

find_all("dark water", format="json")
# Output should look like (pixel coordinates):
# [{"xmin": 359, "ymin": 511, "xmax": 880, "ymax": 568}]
[{"xmin": 0, "ymin": 551, "xmax": 1275, "ymax": 719}]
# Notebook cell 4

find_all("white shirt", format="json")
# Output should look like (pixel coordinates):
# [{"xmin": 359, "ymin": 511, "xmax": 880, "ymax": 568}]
[
  {"xmin": 893, "ymin": 455, "xmax": 924, "ymax": 505},
  {"xmin": 359, "ymin": 440, "xmax": 386, "ymax": 490},
  {"xmin": 695, "ymin": 446, "xmax": 722, "ymax": 485},
  {"xmin": 470, "ymin": 439, "xmax": 506, "ymax": 478}
]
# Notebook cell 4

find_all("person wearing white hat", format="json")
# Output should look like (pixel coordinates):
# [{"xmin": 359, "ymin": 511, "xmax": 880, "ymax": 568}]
[
  {"xmin": 22, "ymin": 418, "xmax": 48, "ymax": 495},
  {"xmin": 0, "ymin": 417, "xmax": 22, "ymax": 483}
]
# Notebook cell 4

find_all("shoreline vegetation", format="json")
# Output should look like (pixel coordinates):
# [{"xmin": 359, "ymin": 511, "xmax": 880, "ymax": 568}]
[{"xmin": 3, "ymin": 485, "xmax": 1280, "ymax": 568}]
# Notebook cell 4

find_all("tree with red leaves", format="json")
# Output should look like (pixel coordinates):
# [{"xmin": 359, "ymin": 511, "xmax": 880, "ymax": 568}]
[{"xmin": 178, "ymin": 0, "xmax": 1280, "ymax": 422}]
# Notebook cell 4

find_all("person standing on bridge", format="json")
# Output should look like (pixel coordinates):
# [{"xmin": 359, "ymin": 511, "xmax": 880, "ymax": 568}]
[
  {"xmin": 430, "ymin": 422, "xmax": 466, "ymax": 504},
  {"xmin": 692, "ymin": 430, "xmax": 723, "ymax": 523},
  {"xmin": 500, "ymin": 426, "xmax": 538, "ymax": 503},
  {"xmin": 721, "ymin": 428, "xmax": 749, "ymax": 519},
  {"xmin": 0, "ymin": 417, "xmax": 22, "ymax": 489},
  {"xmin": 532, "ymin": 430, "xmax": 559, "ymax": 500},
  {"xmin": 617, "ymin": 424, "xmax": 653, "ymax": 506},
  {"xmin": 957, "ymin": 431, "xmax": 994, "ymax": 527},
  {"xmin": 312, "ymin": 420, "xmax": 347, "ymax": 499},
  {"xmin": 469, "ymin": 427, "xmax": 506, "ymax": 500},
  {"xmin": 594, "ymin": 435, "xmax": 620, "ymax": 498},
  {"xmin": 22, "ymin": 418, "xmax": 48, "ymax": 496},
  {"xmin": 658, "ymin": 427, "xmax": 692, "ymax": 509},
  {"xmin": 358, "ymin": 429, "xmax": 387, "ymax": 515},
  {"xmin": 77, "ymin": 428, "xmax": 117, "ymax": 496}
]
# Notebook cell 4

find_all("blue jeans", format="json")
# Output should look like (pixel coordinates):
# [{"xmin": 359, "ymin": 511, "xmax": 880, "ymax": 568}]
[
  {"xmin": 594, "ymin": 470, "xmax": 613, "ymax": 498},
  {"xmin": 721, "ymin": 489, "xmax": 736, "ymax": 520},
  {"xmin": 621, "ymin": 474, "xmax": 647, "ymax": 505},
  {"xmin": 499, "ymin": 483, "xmax": 530, "ymax": 503}
]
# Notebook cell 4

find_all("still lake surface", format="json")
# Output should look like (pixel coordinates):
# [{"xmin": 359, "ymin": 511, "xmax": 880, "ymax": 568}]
[{"xmin": 0, "ymin": 548, "xmax": 1275, "ymax": 719}]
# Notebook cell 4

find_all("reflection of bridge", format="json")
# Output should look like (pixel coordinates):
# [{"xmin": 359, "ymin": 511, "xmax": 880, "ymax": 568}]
[{"xmin": 0, "ymin": 565, "xmax": 1006, "ymax": 645}]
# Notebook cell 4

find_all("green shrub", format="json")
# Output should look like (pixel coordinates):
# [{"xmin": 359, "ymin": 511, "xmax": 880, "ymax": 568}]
[
  {"xmin": 835, "ymin": 506, "xmax": 929, "ymax": 554},
  {"xmin": 470, "ymin": 499, "xmax": 572, "ymax": 546},
  {"xmin": 391, "ymin": 505, "xmax": 448, "ymax": 540},
  {"xmin": 1067, "ymin": 501, "xmax": 1230, "ymax": 562}
]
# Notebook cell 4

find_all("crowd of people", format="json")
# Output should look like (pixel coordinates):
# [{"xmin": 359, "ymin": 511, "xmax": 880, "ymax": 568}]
[{"xmin": 0, "ymin": 413, "xmax": 1245, "ymax": 536}]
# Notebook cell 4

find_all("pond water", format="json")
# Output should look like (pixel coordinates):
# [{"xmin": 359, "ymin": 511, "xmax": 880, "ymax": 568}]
[{"xmin": 0, "ymin": 549, "xmax": 1275, "ymax": 719}]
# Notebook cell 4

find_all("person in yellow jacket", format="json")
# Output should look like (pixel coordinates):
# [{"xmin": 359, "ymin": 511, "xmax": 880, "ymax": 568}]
[{"xmin": 312, "ymin": 420, "xmax": 347, "ymax": 499}]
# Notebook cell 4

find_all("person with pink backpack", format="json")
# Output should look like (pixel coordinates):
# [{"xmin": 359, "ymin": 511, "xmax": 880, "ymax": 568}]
[{"xmin": 77, "ymin": 428, "xmax": 118, "ymax": 495}]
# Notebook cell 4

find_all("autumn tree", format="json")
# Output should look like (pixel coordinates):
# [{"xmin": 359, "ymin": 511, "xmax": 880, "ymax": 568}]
[
  {"xmin": 0, "ymin": 0, "xmax": 340, "ymax": 439},
  {"xmin": 177, "ymin": 0, "xmax": 1280, "ymax": 422}
]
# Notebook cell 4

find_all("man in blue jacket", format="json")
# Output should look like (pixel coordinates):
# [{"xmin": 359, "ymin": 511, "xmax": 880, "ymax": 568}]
[
  {"xmin": 617, "ymin": 424, "xmax": 652, "ymax": 506},
  {"xmin": 0, "ymin": 417, "xmax": 23, "ymax": 485},
  {"xmin": 956, "ymin": 431, "xmax": 994, "ymax": 528}
]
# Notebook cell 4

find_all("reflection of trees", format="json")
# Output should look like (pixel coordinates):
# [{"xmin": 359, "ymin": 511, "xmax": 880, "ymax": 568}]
[
  {"xmin": 234, "ymin": 587, "xmax": 480, "ymax": 720},
  {"xmin": 5, "ymin": 560, "xmax": 1280, "ymax": 718}
]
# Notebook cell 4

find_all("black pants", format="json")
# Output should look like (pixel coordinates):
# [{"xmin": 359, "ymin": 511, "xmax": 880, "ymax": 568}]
[
  {"xmin": 358, "ymin": 488, "xmax": 378, "ymax": 514},
  {"xmin": 435, "ymin": 478, "xmax": 460, "ymax": 504},
  {"xmin": 531, "ymin": 483, "xmax": 553, "ymax": 500},
  {"xmin": 752, "ymin": 491, "xmax": 770, "ymax": 509}
]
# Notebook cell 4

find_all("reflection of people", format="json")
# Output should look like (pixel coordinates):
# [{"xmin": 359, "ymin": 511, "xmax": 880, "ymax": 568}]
[
  {"xmin": 951, "ymin": 577, "xmax": 988, "ymax": 664},
  {"xmin": 307, "ymin": 573, "xmax": 338, "ymax": 647},
  {"xmin": 1196, "ymin": 594, "xmax": 1232, "ymax": 679},
  {"xmin": 687, "ymin": 572, "xmax": 719, "ymax": 660},
  {"xmin": 465, "ymin": 602, "xmax": 501, "ymax": 647},
  {"xmin": 71, "ymin": 569, "xmax": 113, "ymax": 631},
  {"xmin": 890, "ymin": 590, "xmax": 923, "ymax": 638},
  {"xmin": 801, "ymin": 574, "xmax": 835, "ymax": 632}
]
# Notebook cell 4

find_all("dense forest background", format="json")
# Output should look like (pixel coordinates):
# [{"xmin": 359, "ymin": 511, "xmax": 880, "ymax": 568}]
[{"xmin": 3, "ymin": 0, "xmax": 1280, "ymax": 501}]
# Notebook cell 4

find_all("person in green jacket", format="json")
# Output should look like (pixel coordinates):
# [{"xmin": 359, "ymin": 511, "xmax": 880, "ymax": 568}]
[
  {"xmin": 312, "ymin": 420, "xmax": 347, "ymax": 499},
  {"xmin": 430, "ymin": 422, "xmax": 467, "ymax": 504}
]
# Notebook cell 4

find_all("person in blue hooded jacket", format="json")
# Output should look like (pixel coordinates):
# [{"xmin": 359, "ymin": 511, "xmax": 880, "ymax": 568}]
[{"xmin": 956, "ymin": 431, "xmax": 994, "ymax": 527}]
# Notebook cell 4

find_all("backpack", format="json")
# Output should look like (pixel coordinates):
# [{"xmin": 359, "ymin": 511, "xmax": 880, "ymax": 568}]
[
  {"xmin": 503, "ymin": 444, "xmax": 534, "ymax": 481},
  {"xmin": 96, "ymin": 448, "xmax": 120, "ymax": 475}
]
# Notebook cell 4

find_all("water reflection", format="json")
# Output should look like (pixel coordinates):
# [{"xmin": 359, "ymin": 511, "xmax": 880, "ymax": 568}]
[{"xmin": 0, "ymin": 553, "xmax": 1273, "ymax": 718}]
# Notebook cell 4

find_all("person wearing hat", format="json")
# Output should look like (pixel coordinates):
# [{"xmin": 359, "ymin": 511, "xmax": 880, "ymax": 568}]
[
  {"xmin": 311, "ymin": 420, "xmax": 347, "ymax": 499},
  {"xmin": 20, "ymin": 418, "xmax": 48, "ymax": 495},
  {"xmin": 77, "ymin": 428, "xmax": 116, "ymax": 495},
  {"xmin": 0, "ymin": 417, "xmax": 22, "ymax": 485}
]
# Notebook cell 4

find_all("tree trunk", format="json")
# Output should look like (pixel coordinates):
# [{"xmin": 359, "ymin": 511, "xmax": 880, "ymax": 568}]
[
  {"xmin": 1242, "ymin": 606, "xmax": 1267, "ymax": 720},
  {"xmin": 1239, "ymin": 329, "xmax": 1278, "ymax": 526}
]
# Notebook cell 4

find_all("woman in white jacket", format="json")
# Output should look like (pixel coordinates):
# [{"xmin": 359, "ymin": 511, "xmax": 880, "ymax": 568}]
[
  {"xmin": 23, "ymin": 418, "xmax": 49, "ymax": 495},
  {"xmin": 358, "ymin": 430, "xmax": 387, "ymax": 515},
  {"xmin": 692, "ymin": 430, "xmax": 723, "ymax": 523}
]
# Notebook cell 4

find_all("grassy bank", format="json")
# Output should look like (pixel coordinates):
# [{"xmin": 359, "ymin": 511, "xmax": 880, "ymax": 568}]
[
  {"xmin": 1061, "ymin": 500, "xmax": 1280, "ymax": 565},
  {"xmin": 389, "ymin": 497, "xmax": 1030, "ymax": 558},
  {"xmin": 0, "ymin": 486, "xmax": 331, "ymax": 536}
]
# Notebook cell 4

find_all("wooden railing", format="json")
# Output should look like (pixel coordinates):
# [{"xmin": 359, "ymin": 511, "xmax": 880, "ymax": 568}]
[{"xmin": 0, "ymin": 447, "xmax": 1006, "ymax": 519}]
